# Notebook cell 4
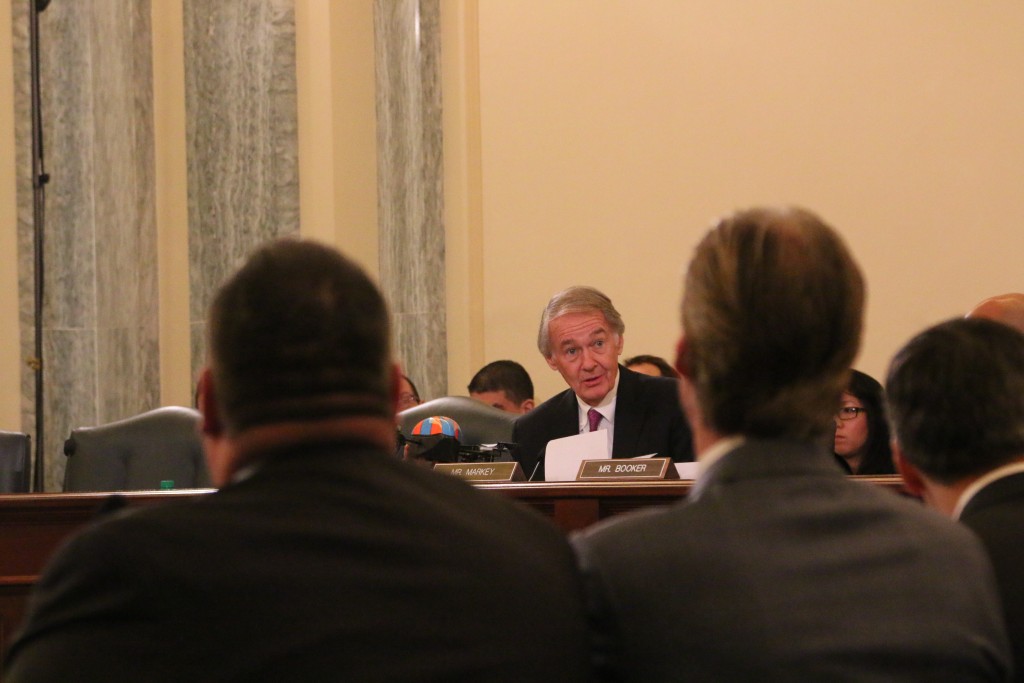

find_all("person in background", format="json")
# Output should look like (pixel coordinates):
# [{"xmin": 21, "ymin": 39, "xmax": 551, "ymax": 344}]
[
  {"xmin": 468, "ymin": 359, "xmax": 535, "ymax": 414},
  {"xmin": 624, "ymin": 354, "xmax": 681, "ymax": 379},
  {"xmin": 888, "ymin": 316, "xmax": 1024, "ymax": 682},
  {"xmin": 833, "ymin": 369, "xmax": 894, "ymax": 475},
  {"xmin": 513, "ymin": 286, "xmax": 693, "ymax": 480},
  {"xmin": 571, "ymin": 206, "xmax": 1010, "ymax": 682},
  {"xmin": 4, "ymin": 239, "xmax": 594, "ymax": 682},
  {"xmin": 397, "ymin": 374, "xmax": 420, "ymax": 412}
]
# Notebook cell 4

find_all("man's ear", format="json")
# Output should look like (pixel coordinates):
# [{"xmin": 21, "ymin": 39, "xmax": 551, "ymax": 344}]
[
  {"xmin": 520, "ymin": 398, "xmax": 535, "ymax": 413},
  {"xmin": 892, "ymin": 442, "xmax": 925, "ymax": 498},
  {"xmin": 544, "ymin": 353, "xmax": 559, "ymax": 371},
  {"xmin": 674, "ymin": 335, "xmax": 692, "ymax": 379},
  {"xmin": 197, "ymin": 368, "xmax": 224, "ymax": 438}
]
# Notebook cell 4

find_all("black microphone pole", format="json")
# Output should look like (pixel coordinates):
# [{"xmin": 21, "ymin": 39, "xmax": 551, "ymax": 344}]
[{"xmin": 29, "ymin": 0, "xmax": 51, "ymax": 491}]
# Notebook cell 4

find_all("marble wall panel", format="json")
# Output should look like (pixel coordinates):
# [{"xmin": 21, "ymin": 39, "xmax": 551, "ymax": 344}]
[
  {"xmin": 11, "ymin": 1, "xmax": 34, "ymax": 440},
  {"xmin": 184, "ymin": 0, "xmax": 299, "ymax": 384},
  {"xmin": 374, "ymin": 0, "xmax": 448, "ymax": 401},
  {"xmin": 12, "ymin": 0, "xmax": 159, "ymax": 489},
  {"xmin": 90, "ymin": 1, "xmax": 159, "ymax": 423},
  {"xmin": 35, "ymin": 1, "xmax": 97, "ymax": 333},
  {"xmin": 96, "ymin": 325, "xmax": 160, "ymax": 424},
  {"xmin": 41, "ymin": 329, "xmax": 96, "ymax": 492}
]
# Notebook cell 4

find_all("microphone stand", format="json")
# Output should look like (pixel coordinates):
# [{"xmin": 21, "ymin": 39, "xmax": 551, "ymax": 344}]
[{"xmin": 28, "ymin": 0, "xmax": 51, "ymax": 491}]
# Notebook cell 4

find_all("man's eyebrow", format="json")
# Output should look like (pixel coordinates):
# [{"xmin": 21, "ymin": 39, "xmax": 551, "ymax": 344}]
[{"xmin": 559, "ymin": 328, "xmax": 609, "ymax": 347}]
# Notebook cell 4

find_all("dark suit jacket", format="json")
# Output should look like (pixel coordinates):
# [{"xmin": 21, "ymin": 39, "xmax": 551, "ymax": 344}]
[
  {"xmin": 572, "ymin": 438, "xmax": 1011, "ymax": 682},
  {"xmin": 4, "ymin": 441, "xmax": 594, "ymax": 682},
  {"xmin": 512, "ymin": 367, "xmax": 693, "ymax": 480},
  {"xmin": 961, "ymin": 470, "xmax": 1024, "ymax": 683}
]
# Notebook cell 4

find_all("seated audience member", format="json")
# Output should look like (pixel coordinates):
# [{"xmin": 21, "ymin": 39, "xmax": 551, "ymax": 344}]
[
  {"xmin": 887, "ymin": 316, "xmax": 1024, "ymax": 682},
  {"xmin": 623, "ymin": 354, "xmax": 681, "ymax": 379},
  {"xmin": 572, "ymin": 207, "xmax": 1011, "ymax": 682},
  {"xmin": 467, "ymin": 359, "xmax": 535, "ymax": 414},
  {"xmin": 833, "ymin": 369, "xmax": 894, "ymax": 474},
  {"xmin": 512, "ymin": 286, "xmax": 693, "ymax": 480},
  {"xmin": 967, "ymin": 292, "xmax": 1024, "ymax": 331},
  {"xmin": 397, "ymin": 374, "xmax": 421, "ymax": 411},
  {"xmin": 4, "ymin": 240, "xmax": 593, "ymax": 682}
]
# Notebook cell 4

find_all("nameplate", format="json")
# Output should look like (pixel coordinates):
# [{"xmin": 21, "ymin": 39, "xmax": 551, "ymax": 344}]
[
  {"xmin": 434, "ymin": 462, "xmax": 525, "ymax": 482},
  {"xmin": 576, "ymin": 457, "xmax": 680, "ymax": 481}
]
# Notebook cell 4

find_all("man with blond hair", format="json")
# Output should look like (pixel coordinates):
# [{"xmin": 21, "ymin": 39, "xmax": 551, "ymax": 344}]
[{"xmin": 572, "ymin": 207, "xmax": 1011, "ymax": 681}]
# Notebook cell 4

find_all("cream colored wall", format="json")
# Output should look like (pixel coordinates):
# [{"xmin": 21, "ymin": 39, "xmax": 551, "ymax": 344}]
[
  {"xmin": 441, "ymin": 0, "xmax": 485, "ymax": 398},
  {"xmin": 457, "ymin": 1, "xmax": 1024, "ymax": 403},
  {"xmin": 6, "ymin": 3, "xmax": 1024, "ymax": 420},
  {"xmin": 0, "ymin": 3, "xmax": 21, "ymax": 430},
  {"xmin": 296, "ymin": 0, "xmax": 379, "ymax": 277},
  {"xmin": 152, "ymin": 0, "xmax": 192, "ymax": 407}
]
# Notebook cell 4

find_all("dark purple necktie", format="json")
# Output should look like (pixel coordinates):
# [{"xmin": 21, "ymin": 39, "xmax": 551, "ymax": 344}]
[{"xmin": 588, "ymin": 408, "xmax": 602, "ymax": 432}]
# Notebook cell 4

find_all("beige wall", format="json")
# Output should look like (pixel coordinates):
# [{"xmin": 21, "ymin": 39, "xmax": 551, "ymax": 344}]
[
  {"xmin": 296, "ymin": 0, "xmax": 379, "ymax": 276},
  {"xmin": 4, "ymin": 2, "xmax": 1024, "ymax": 423},
  {"xmin": 152, "ymin": 0, "xmax": 192, "ymax": 408},
  {"xmin": 458, "ymin": 1, "xmax": 1024, "ymax": 402},
  {"xmin": 441, "ymin": 0, "xmax": 485, "ymax": 399},
  {"xmin": 0, "ymin": 0, "xmax": 19, "ymax": 429}
]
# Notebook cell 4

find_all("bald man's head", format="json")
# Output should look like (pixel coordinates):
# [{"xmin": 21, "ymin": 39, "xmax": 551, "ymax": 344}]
[{"xmin": 967, "ymin": 293, "xmax": 1024, "ymax": 335}]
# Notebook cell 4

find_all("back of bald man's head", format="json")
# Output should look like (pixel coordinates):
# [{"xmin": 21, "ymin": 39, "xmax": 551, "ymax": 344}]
[{"xmin": 966, "ymin": 293, "xmax": 1024, "ymax": 335}]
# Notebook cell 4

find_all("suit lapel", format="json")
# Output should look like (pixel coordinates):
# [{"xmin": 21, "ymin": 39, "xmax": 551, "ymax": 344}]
[
  {"xmin": 554, "ymin": 388, "xmax": 581, "ymax": 440},
  {"xmin": 612, "ymin": 367, "xmax": 642, "ymax": 457}
]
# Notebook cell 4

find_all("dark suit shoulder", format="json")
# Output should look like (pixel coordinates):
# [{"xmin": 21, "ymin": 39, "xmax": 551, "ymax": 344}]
[{"xmin": 513, "ymin": 388, "xmax": 578, "ymax": 478}]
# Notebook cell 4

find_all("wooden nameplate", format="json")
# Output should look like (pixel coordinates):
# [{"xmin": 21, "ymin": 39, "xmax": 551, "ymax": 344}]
[
  {"xmin": 434, "ymin": 461, "xmax": 526, "ymax": 482},
  {"xmin": 576, "ymin": 457, "xmax": 679, "ymax": 481}
]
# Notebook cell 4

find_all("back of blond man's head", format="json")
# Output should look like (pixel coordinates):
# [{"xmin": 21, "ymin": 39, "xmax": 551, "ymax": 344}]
[{"xmin": 681, "ymin": 207, "xmax": 864, "ymax": 440}]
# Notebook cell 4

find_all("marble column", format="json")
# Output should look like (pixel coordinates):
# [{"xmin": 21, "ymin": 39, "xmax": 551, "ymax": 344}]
[
  {"xmin": 374, "ymin": 0, "xmax": 448, "ymax": 401},
  {"xmin": 13, "ymin": 0, "xmax": 159, "ymax": 490},
  {"xmin": 183, "ymin": 0, "xmax": 300, "ymax": 381}
]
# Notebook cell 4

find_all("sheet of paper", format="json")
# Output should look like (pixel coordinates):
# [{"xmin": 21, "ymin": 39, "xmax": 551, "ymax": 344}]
[
  {"xmin": 674, "ymin": 461, "xmax": 700, "ymax": 479},
  {"xmin": 544, "ymin": 430, "xmax": 608, "ymax": 481}
]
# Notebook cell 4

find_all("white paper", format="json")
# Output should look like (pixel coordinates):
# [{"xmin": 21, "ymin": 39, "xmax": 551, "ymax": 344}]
[
  {"xmin": 543, "ymin": 430, "xmax": 608, "ymax": 481},
  {"xmin": 674, "ymin": 461, "xmax": 700, "ymax": 480}
]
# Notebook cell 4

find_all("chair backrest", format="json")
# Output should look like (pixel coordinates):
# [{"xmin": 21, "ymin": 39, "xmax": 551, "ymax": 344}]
[
  {"xmin": 397, "ymin": 396, "xmax": 517, "ymax": 446},
  {"xmin": 0, "ymin": 431, "xmax": 31, "ymax": 493},
  {"xmin": 63, "ymin": 407, "xmax": 211, "ymax": 492}
]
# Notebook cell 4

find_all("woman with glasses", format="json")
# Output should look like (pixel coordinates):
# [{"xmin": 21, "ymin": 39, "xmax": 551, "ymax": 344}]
[{"xmin": 834, "ymin": 370, "xmax": 895, "ymax": 475}]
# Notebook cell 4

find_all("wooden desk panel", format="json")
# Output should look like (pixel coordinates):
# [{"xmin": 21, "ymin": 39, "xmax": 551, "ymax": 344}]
[{"xmin": 0, "ymin": 476, "xmax": 906, "ymax": 672}]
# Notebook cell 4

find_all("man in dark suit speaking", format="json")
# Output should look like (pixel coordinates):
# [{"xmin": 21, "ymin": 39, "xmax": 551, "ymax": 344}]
[
  {"xmin": 4, "ymin": 240, "xmax": 593, "ymax": 682},
  {"xmin": 512, "ymin": 286, "xmax": 693, "ymax": 480},
  {"xmin": 572, "ymin": 207, "xmax": 1011, "ymax": 681},
  {"xmin": 889, "ymin": 316, "xmax": 1024, "ymax": 682}
]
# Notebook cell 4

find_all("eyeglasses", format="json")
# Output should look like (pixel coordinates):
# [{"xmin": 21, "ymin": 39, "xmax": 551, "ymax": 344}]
[{"xmin": 835, "ymin": 406, "xmax": 865, "ymax": 421}]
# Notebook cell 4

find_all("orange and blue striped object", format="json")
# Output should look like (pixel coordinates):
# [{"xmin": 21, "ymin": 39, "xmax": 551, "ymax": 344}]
[{"xmin": 411, "ymin": 416, "xmax": 462, "ymax": 441}]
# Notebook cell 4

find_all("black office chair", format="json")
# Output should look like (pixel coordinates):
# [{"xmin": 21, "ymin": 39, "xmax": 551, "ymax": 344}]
[
  {"xmin": 63, "ymin": 407, "xmax": 212, "ymax": 492},
  {"xmin": 0, "ymin": 430, "xmax": 31, "ymax": 493},
  {"xmin": 397, "ymin": 396, "xmax": 517, "ymax": 446}
]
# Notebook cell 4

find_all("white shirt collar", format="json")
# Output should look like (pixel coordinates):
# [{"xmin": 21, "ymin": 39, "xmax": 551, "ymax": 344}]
[
  {"xmin": 576, "ymin": 368, "xmax": 620, "ymax": 429},
  {"xmin": 952, "ymin": 459, "xmax": 1024, "ymax": 520}
]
